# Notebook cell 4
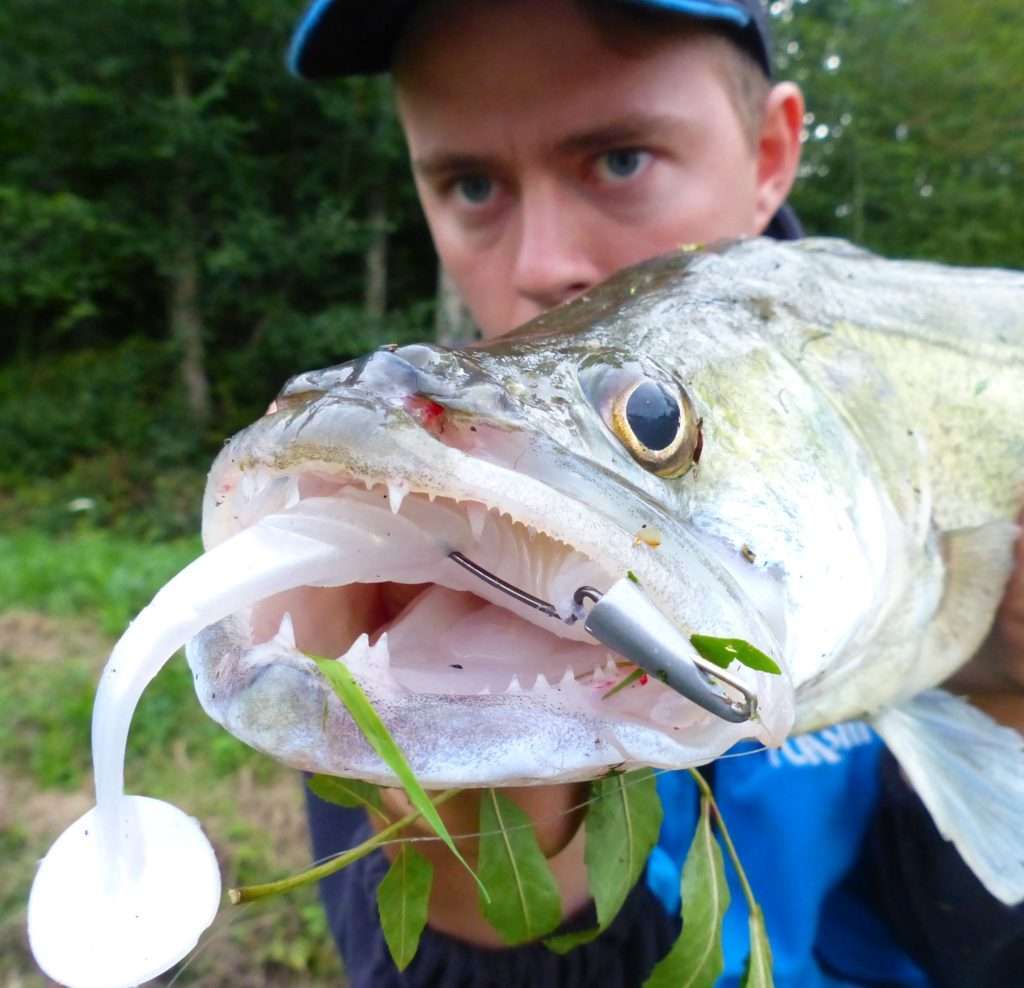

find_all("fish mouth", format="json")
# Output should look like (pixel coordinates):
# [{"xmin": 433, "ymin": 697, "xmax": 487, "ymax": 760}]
[
  {"xmin": 246, "ymin": 478, "xmax": 629, "ymax": 701},
  {"xmin": 186, "ymin": 397, "xmax": 791, "ymax": 787},
  {"xmin": 188, "ymin": 479, "xmax": 790, "ymax": 786}
]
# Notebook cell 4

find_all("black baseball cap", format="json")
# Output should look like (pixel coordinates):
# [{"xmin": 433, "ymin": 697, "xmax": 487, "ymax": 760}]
[{"xmin": 288, "ymin": 0, "xmax": 775, "ymax": 81}]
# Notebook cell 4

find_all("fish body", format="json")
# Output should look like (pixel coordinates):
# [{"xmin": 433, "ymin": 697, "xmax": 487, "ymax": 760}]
[{"xmin": 188, "ymin": 238, "xmax": 1022, "ymax": 784}]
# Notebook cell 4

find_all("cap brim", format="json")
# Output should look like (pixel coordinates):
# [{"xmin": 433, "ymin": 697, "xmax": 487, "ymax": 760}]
[{"xmin": 288, "ymin": 0, "xmax": 417, "ymax": 79}]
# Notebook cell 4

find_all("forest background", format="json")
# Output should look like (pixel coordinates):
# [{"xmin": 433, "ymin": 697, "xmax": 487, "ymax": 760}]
[{"xmin": 1, "ymin": 0, "xmax": 1022, "ymax": 984}]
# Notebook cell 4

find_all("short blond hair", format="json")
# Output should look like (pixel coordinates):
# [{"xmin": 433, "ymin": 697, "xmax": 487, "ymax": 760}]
[{"xmin": 577, "ymin": 0, "xmax": 771, "ymax": 149}]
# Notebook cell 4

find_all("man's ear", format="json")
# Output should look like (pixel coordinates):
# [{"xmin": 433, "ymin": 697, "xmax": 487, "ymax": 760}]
[{"xmin": 753, "ymin": 82, "xmax": 804, "ymax": 232}]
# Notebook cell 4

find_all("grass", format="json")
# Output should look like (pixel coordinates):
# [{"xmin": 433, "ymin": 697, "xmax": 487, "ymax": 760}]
[
  {"xmin": 0, "ymin": 527, "xmax": 201, "ymax": 635},
  {"xmin": 0, "ymin": 527, "xmax": 345, "ymax": 985}
]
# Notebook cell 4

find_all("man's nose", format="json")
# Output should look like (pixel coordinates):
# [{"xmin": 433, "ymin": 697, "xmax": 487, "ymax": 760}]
[{"xmin": 510, "ymin": 186, "xmax": 601, "ymax": 314}]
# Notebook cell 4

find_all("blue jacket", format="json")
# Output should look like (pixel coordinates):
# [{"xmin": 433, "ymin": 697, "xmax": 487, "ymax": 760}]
[{"xmin": 647, "ymin": 727, "xmax": 929, "ymax": 987}]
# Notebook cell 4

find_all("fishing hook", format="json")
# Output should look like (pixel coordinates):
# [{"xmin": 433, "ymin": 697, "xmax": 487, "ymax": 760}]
[{"xmin": 448, "ymin": 551, "xmax": 756, "ymax": 723}]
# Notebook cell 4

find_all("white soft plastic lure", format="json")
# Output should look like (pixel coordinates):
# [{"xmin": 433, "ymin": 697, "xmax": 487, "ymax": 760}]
[{"xmin": 28, "ymin": 239, "xmax": 1024, "ymax": 986}]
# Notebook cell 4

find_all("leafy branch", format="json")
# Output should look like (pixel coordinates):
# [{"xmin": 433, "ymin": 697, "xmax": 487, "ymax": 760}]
[
  {"xmin": 229, "ymin": 787, "xmax": 460, "ymax": 904},
  {"xmin": 229, "ymin": 658, "xmax": 775, "ymax": 982}
]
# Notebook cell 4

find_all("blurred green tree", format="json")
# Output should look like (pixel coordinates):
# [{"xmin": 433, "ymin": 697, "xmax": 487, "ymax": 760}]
[
  {"xmin": 776, "ymin": 0, "xmax": 1024, "ymax": 268},
  {"xmin": 0, "ymin": 0, "xmax": 434, "ymax": 423}
]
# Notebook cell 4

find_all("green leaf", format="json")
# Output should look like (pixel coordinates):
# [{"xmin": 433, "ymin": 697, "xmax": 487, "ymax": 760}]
[
  {"xmin": 741, "ymin": 907, "xmax": 775, "ymax": 988},
  {"xmin": 313, "ymin": 657, "xmax": 488, "ymax": 901},
  {"xmin": 308, "ymin": 774, "xmax": 388, "ymax": 824},
  {"xmin": 690, "ymin": 635, "xmax": 781, "ymax": 675},
  {"xmin": 601, "ymin": 666, "xmax": 644, "ymax": 700},
  {"xmin": 477, "ymin": 789, "xmax": 563, "ymax": 945},
  {"xmin": 546, "ymin": 768, "xmax": 662, "ymax": 953},
  {"xmin": 376, "ymin": 845, "xmax": 434, "ymax": 971},
  {"xmin": 644, "ymin": 794, "xmax": 730, "ymax": 988}
]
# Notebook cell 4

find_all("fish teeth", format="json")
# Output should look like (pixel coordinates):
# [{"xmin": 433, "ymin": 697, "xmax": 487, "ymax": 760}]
[
  {"xmin": 367, "ymin": 632, "xmax": 392, "ymax": 673},
  {"xmin": 274, "ymin": 612, "xmax": 296, "ymax": 648},
  {"xmin": 592, "ymin": 664, "xmax": 605, "ymax": 682},
  {"xmin": 533, "ymin": 673, "xmax": 552, "ymax": 692},
  {"xmin": 505, "ymin": 674, "xmax": 522, "ymax": 694},
  {"xmin": 337, "ymin": 632, "xmax": 369, "ymax": 667},
  {"xmin": 465, "ymin": 502, "xmax": 488, "ymax": 541},
  {"xmin": 604, "ymin": 655, "xmax": 618, "ymax": 675},
  {"xmin": 559, "ymin": 666, "xmax": 576, "ymax": 688},
  {"xmin": 387, "ymin": 480, "xmax": 409, "ymax": 515},
  {"xmin": 338, "ymin": 632, "xmax": 392, "ymax": 677}
]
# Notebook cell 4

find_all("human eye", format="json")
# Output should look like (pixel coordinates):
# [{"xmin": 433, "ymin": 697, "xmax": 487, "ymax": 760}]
[
  {"xmin": 451, "ymin": 173, "xmax": 495, "ymax": 206},
  {"xmin": 595, "ymin": 148, "xmax": 652, "ymax": 183}
]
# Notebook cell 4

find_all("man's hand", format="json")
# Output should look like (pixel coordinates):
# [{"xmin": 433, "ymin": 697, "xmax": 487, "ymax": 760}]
[{"xmin": 373, "ymin": 782, "xmax": 592, "ymax": 947}]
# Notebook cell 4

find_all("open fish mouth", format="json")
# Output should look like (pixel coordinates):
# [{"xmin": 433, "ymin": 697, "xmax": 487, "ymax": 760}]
[{"xmin": 185, "ymin": 370, "xmax": 792, "ymax": 788}]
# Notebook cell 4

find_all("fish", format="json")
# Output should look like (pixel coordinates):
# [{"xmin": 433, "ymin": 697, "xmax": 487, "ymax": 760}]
[
  {"xmin": 185, "ymin": 237, "xmax": 1023, "ymax": 785},
  {"xmin": 27, "ymin": 238, "xmax": 1024, "ymax": 987}
]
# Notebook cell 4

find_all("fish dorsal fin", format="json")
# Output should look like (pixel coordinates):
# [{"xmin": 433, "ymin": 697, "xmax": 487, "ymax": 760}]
[{"xmin": 872, "ymin": 689, "xmax": 1024, "ymax": 906}]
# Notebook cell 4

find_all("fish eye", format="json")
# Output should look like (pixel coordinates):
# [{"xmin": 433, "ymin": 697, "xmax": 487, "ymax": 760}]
[{"xmin": 610, "ymin": 379, "xmax": 701, "ymax": 477}]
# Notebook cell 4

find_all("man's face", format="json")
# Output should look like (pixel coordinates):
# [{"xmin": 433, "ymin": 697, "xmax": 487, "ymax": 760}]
[{"xmin": 396, "ymin": 0, "xmax": 795, "ymax": 339}]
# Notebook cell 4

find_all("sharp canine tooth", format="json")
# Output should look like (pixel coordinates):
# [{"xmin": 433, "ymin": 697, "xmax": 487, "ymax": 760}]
[
  {"xmin": 604, "ymin": 656, "xmax": 618, "ymax": 675},
  {"xmin": 560, "ymin": 666, "xmax": 575, "ymax": 687},
  {"xmin": 465, "ymin": 502, "xmax": 487, "ymax": 541},
  {"xmin": 368, "ymin": 632, "xmax": 391, "ymax": 671},
  {"xmin": 506, "ymin": 674, "xmax": 522, "ymax": 693},
  {"xmin": 387, "ymin": 481, "xmax": 409, "ymax": 515},
  {"xmin": 338, "ymin": 632, "xmax": 370, "ymax": 666},
  {"xmin": 274, "ymin": 612, "xmax": 296, "ymax": 648},
  {"xmin": 592, "ymin": 664, "xmax": 604, "ymax": 682},
  {"xmin": 534, "ymin": 673, "xmax": 551, "ymax": 692},
  {"xmin": 338, "ymin": 632, "xmax": 397, "ymax": 685}
]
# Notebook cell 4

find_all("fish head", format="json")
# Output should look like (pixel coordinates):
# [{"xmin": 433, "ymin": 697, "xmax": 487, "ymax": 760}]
[{"xmin": 188, "ymin": 242, "xmax": 910, "ymax": 787}]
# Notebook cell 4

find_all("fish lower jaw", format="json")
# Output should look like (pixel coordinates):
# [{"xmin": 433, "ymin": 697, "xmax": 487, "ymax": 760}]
[{"xmin": 191, "ymin": 614, "xmax": 750, "ymax": 787}]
